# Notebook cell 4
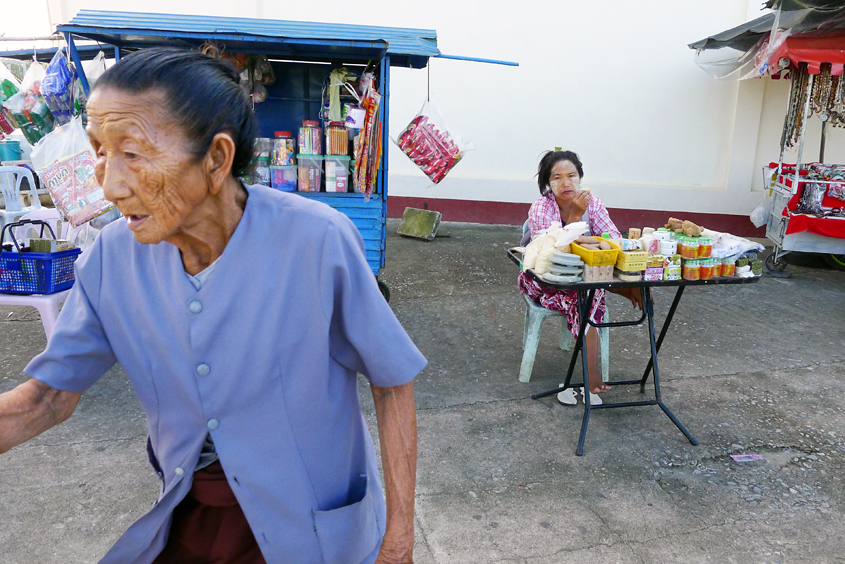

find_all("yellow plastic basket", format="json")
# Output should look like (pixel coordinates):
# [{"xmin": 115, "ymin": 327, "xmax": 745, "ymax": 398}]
[
  {"xmin": 616, "ymin": 250, "xmax": 648, "ymax": 271},
  {"xmin": 571, "ymin": 237, "xmax": 620, "ymax": 266}
]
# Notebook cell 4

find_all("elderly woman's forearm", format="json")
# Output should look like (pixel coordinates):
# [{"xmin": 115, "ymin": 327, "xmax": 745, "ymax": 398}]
[
  {"xmin": 0, "ymin": 379, "xmax": 81, "ymax": 453},
  {"xmin": 371, "ymin": 380, "xmax": 417, "ymax": 553}
]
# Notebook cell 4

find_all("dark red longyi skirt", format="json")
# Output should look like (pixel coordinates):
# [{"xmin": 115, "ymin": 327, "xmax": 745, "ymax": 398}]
[{"xmin": 153, "ymin": 461, "xmax": 266, "ymax": 564}]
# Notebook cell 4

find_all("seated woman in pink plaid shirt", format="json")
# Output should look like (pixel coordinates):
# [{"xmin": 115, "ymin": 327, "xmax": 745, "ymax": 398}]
[{"xmin": 518, "ymin": 150, "xmax": 642, "ymax": 402}]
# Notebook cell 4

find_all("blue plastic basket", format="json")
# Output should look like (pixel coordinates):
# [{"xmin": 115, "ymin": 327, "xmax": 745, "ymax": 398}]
[
  {"xmin": 0, "ymin": 219, "xmax": 82, "ymax": 295},
  {"xmin": 0, "ymin": 248, "xmax": 81, "ymax": 294}
]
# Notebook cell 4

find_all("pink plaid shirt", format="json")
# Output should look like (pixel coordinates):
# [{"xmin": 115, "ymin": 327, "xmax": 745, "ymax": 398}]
[{"xmin": 527, "ymin": 192, "xmax": 621, "ymax": 239}]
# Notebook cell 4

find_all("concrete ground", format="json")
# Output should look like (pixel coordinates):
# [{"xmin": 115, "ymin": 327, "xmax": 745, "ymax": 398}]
[{"xmin": 1, "ymin": 218, "xmax": 844, "ymax": 563}]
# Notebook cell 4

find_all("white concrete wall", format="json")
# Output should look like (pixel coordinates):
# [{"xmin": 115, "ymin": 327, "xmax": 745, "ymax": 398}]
[{"xmin": 6, "ymin": 0, "xmax": 833, "ymax": 217}]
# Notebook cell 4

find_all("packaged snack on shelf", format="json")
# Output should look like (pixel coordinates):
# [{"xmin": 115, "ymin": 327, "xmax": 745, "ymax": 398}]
[
  {"xmin": 721, "ymin": 256, "xmax": 737, "ymax": 277},
  {"xmin": 616, "ymin": 249, "xmax": 647, "ymax": 271},
  {"xmin": 647, "ymin": 254, "xmax": 664, "ymax": 268},
  {"xmin": 395, "ymin": 99, "xmax": 473, "ymax": 184},
  {"xmin": 684, "ymin": 237, "xmax": 699, "ymax": 259},
  {"xmin": 30, "ymin": 116, "xmax": 114, "ymax": 227},
  {"xmin": 326, "ymin": 122, "xmax": 348, "ymax": 155},
  {"xmin": 298, "ymin": 120, "xmax": 322, "ymax": 155},
  {"xmin": 271, "ymin": 131, "xmax": 296, "ymax": 166}
]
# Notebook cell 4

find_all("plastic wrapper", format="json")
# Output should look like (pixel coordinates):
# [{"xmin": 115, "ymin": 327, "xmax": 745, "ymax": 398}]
[
  {"xmin": 41, "ymin": 51, "xmax": 77, "ymax": 126},
  {"xmin": 30, "ymin": 116, "xmax": 114, "ymax": 227},
  {"xmin": 1, "ymin": 63, "xmax": 55, "ymax": 146},
  {"xmin": 395, "ymin": 100, "xmax": 473, "ymax": 184}
]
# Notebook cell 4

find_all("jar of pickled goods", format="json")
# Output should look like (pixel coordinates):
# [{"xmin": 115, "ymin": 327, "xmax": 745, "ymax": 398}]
[
  {"xmin": 685, "ymin": 237, "xmax": 700, "ymax": 259},
  {"xmin": 699, "ymin": 258, "xmax": 714, "ymax": 280},
  {"xmin": 698, "ymin": 236, "xmax": 713, "ymax": 258},
  {"xmin": 721, "ymin": 256, "xmax": 736, "ymax": 277},
  {"xmin": 677, "ymin": 237, "xmax": 687, "ymax": 259},
  {"xmin": 272, "ymin": 131, "xmax": 296, "ymax": 166},
  {"xmin": 682, "ymin": 259, "xmax": 700, "ymax": 280}
]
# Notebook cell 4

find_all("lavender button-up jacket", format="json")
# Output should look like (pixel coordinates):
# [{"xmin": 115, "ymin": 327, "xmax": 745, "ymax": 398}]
[{"xmin": 26, "ymin": 185, "xmax": 427, "ymax": 564}]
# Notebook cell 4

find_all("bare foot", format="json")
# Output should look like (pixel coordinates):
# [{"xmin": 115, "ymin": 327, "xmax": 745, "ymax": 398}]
[{"xmin": 590, "ymin": 383, "xmax": 612, "ymax": 394}]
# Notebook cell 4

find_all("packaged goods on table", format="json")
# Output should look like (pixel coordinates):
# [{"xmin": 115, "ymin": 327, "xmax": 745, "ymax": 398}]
[
  {"xmin": 584, "ymin": 264, "xmax": 614, "ymax": 282},
  {"xmin": 325, "ymin": 156, "xmax": 350, "ymax": 192},
  {"xmin": 644, "ymin": 254, "xmax": 664, "ymax": 281},
  {"xmin": 663, "ymin": 254, "xmax": 682, "ymax": 280},
  {"xmin": 699, "ymin": 258, "xmax": 715, "ymax": 280},
  {"xmin": 616, "ymin": 269, "xmax": 642, "ymax": 282}
]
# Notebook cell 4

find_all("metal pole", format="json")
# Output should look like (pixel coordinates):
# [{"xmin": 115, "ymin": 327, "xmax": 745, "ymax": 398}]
[
  {"xmin": 820, "ymin": 116, "xmax": 828, "ymax": 163},
  {"xmin": 792, "ymin": 73, "xmax": 814, "ymax": 195}
]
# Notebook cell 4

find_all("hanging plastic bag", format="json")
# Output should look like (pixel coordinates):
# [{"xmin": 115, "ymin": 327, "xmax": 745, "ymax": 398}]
[
  {"xmin": 30, "ymin": 116, "xmax": 114, "ymax": 227},
  {"xmin": 82, "ymin": 51, "xmax": 108, "ymax": 89},
  {"xmin": 749, "ymin": 200, "xmax": 770, "ymax": 228},
  {"xmin": 2, "ymin": 62, "xmax": 55, "ymax": 145},
  {"xmin": 395, "ymin": 100, "xmax": 474, "ymax": 184},
  {"xmin": 41, "ymin": 51, "xmax": 76, "ymax": 126}
]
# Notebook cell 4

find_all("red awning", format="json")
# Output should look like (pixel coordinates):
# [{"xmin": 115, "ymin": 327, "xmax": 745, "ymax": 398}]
[{"xmin": 769, "ymin": 33, "xmax": 845, "ymax": 75}]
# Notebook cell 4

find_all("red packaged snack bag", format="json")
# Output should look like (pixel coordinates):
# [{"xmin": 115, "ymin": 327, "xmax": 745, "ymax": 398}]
[{"xmin": 395, "ymin": 100, "xmax": 473, "ymax": 184}]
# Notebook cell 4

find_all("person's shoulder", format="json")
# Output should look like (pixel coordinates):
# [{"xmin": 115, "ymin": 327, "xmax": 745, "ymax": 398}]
[
  {"xmin": 246, "ymin": 184, "xmax": 356, "ymax": 234},
  {"xmin": 529, "ymin": 193, "xmax": 554, "ymax": 211}
]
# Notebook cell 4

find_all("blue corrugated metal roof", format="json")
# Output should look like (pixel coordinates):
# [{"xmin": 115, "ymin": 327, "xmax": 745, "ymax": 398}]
[{"xmin": 56, "ymin": 10, "xmax": 440, "ymax": 67}]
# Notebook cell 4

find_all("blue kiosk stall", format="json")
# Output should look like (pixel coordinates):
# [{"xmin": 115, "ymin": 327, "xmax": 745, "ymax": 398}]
[{"xmin": 1, "ymin": 10, "xmax": 516, "ymax": 299}]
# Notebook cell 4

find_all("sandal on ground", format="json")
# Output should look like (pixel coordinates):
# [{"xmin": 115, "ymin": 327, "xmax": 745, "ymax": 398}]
[{"xmin": 556, "ymin": 385, "xmax": 577, "ymax": 406}]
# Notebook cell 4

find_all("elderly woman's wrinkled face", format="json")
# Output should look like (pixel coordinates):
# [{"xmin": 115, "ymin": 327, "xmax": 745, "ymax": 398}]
[
  {"xmin": 87, "ymin": 88, "xmax": 210, "ymax": 245},
  {"xmin": 548, "ymin": 159, "xmax": 581, "ymax": 203}
]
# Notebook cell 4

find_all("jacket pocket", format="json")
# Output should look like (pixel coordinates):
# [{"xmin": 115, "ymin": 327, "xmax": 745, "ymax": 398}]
[
  {"xmin": 312, "ymin": 475, "xmax": 380, "ymax": 564},
  {"xmin": 145, "ymin": 436, "xmax": 165, "ymax": 498}
]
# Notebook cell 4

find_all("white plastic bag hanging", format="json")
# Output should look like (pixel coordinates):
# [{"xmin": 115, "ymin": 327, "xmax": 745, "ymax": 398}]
[
  {"xmin": 31, "ymin": 116, "xmax": 114, "ymax": 227},
  {"xmin": 395, "ymin": 99, "xmax": 474, "ymax": 184}
]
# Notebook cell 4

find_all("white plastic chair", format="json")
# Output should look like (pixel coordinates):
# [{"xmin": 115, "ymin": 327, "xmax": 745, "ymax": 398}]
[
  {"xmin": 0, "ymin": 209, "xmax": 76, "ymax": 341},
  {"xmin": 0, "ymin": 166, "xmax": 42, "ymax": 231},
  {"xmin": 519, "ymin": 219, "xmax": 609, "ymax": 383}
]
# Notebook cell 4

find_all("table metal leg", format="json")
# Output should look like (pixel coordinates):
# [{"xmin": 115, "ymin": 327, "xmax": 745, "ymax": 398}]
[
  {"xmin": 643, "ymin": 287, "xmax": 698, "ymax": 446},
  {"xmin": 639, "ymin": 286, "xmax": 685, "ymax": 393},
  {"xmin": 575, "ymin": 289, "xmax": 595, "ymax": 456},
  {"xmin": 530, "ymin": 288, "xmax": 596, "ymax": 402}
]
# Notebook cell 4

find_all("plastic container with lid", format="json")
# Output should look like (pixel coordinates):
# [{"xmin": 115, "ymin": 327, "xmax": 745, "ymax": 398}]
[
  {"xmin": 698, "ymin": 236, "xmax": 713, "ymax": 258},
  {"xmin": 676, "ymin": 237, "xmax": 687, "ymax": 259},
  {"xmin": 616, "ymin": 269, "xmax": 642, "ymax": 282},
  {"xmin": 298, "ymin": 120, "xmax": 322, "ymax": 155},
  {"xmin": 272, "ymin": 131, "xmax": 296, "ymax": 166},
  {"xmin": 326, "ymin": 122, "xmax": 349, "ymax": 156},
  {"xmin": 298, "ymin": 155, "xmax": 323, "ymax": 192},
  {"xmin": 325, "ymin": 156, "xmax": 350, "ymax": 192},
  {"xmin": 270, "ymin": 165, "xmax": 297, "ymax": 192},
  {"xmin": 699, "ymin": 258, "xmax": 715, "ymax": 280},
  {"xmin": 682, "ymin": 259, "xmax": 700, "ymax": 280}
]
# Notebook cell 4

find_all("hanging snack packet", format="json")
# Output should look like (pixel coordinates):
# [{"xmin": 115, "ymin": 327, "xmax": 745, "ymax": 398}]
[
  {"xmin": 395, "ymin": 100, "xmax": 473, "ymax": 184},
  {"xmin": 31, "ymin": 116, "xmax": 114, "ymax": 226},
  {"xmin": 41, "ymin": 51, "xmax": 77, "ymax": 126}
]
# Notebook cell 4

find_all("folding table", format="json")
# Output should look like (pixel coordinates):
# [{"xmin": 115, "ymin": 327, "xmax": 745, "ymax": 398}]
[{"xmin": 508, "ymin": 249, "xmax": 760, "ymax": 455}]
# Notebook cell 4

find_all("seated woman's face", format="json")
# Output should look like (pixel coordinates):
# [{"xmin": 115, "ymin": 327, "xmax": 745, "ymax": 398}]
[
  {"xmin": 548, "ymin": 159, "xmax": 581, "ymax": 203},
  {"xmin": 87, "ymin": 87, "xmax": 211, "ymax": 245}
]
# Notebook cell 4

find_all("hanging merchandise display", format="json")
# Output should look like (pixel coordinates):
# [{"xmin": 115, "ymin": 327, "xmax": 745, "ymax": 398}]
[
  {"xmin": 30, "ymin": 116, "xmax": 115, "ymax": 227},
  {"xmin": 42, "ymin": 50, "xmax": 81, "ymax": 126},
  {"xmin": 1, "ymin": 62, "xmax": 56, "ymax": 146},
  {"xmin": 395, "ymin": 99, "xmax": 472, "ymax": 184},
  {"xmin": 353, "ymin": 72, "xmax": 382, "ymax": 197}
]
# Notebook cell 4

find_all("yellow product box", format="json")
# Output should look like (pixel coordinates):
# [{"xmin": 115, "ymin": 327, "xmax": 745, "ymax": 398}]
[
  {"xmin": 571, "ymin": 237, "xmax": 620, "ymax": 266},
  {"xmin": 647, "ymin": 253, "xmax": 664, "ymax": 268},
  {"xmin": 615, "ymin": 250, "xmax": 648, "ymax": 271}
]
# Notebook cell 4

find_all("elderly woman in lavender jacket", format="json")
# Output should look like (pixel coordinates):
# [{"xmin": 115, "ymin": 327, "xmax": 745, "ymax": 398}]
[{"xmin": 0, "ymin": 48, "xmax": 425, "ymax": 564}]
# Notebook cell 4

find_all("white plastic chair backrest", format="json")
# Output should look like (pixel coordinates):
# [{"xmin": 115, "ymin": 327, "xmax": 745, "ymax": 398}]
[
  {"xmin": 13, "ymin": 208, "xmax": 66, "ymax": 242},
  {"xmin": 0, "ymin": 166, "xmax": 41, "ymax": 213},
  {"xmin": 67, "ymin": 222, "xmax": 99, "ymax": 251}
]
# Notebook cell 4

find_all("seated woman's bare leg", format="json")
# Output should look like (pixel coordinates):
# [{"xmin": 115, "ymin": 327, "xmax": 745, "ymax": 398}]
[{"xmin": 585, "ymin": 326, "xmax": 611, "ymax": 394}]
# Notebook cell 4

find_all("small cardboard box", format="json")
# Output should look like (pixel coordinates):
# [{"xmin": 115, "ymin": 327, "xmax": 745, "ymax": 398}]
[{"xmin": 644, "ymin": 267, "xmax": 664, "ymax": 281}]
